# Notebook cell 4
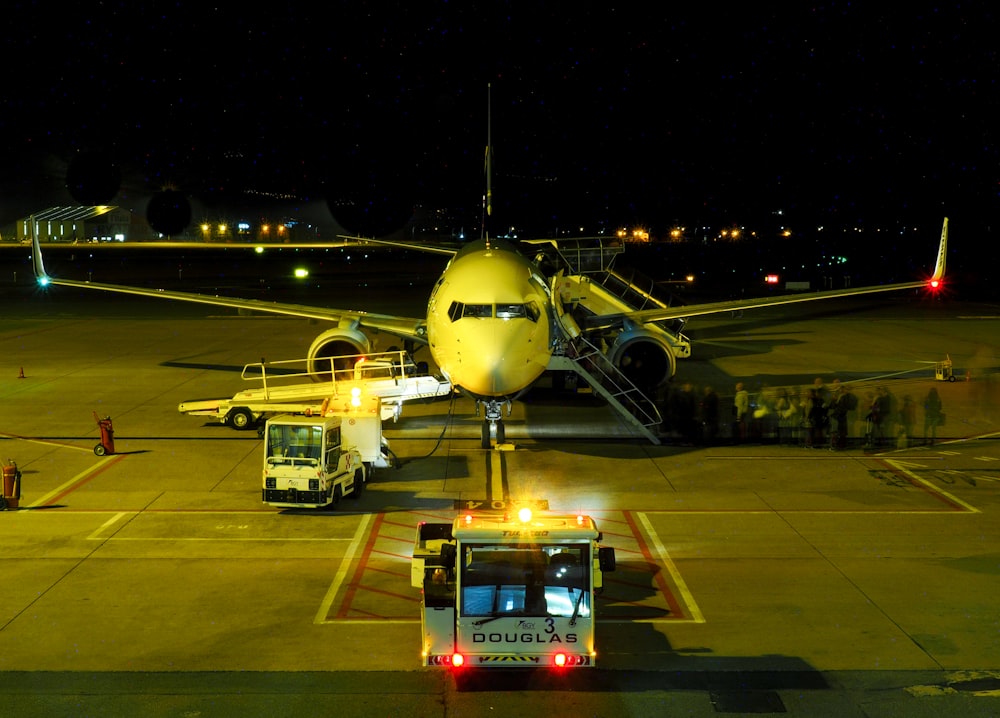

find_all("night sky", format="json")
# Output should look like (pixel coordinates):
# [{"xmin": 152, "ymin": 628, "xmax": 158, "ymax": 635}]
[{"xmin": 3, "ymin": 3, "xmax": 999, "ymax": 247}]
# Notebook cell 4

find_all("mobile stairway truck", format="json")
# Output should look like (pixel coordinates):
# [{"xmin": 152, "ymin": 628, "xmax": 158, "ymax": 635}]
[{"xmin": 411, "ymin": 508, "xmax": 617, "ymax": 669}]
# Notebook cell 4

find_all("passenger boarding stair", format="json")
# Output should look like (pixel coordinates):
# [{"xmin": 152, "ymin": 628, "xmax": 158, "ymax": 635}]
[
  {"xmin": 548, "ymin": 335, "xmax": 663, "ymax": 444},
  {"xmin": 529, "ymin": 237, "xmax": 694, "ymax": 444}
]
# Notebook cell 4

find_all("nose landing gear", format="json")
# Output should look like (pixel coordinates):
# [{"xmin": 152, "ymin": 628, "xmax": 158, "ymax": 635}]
[{"xmin": 477, "ymin": 398, "xmax": 512, "ymax": 449}]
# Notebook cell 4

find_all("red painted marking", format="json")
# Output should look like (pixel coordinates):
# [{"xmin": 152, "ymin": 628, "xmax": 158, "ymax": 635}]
[
  {"xmin": 336, "ymin": 512, "xmax": 386, "ymax": 618},
  {"xmin": 380, "ymin": 517, "xmax": 423, "ymax": 531},
  {"xmin": 378, "ymin": 534, "xmax": 418, "ymax": 549},
  {"xmin": 332, "ymin": 510, "xmax": 692, "ymax": 622},
  {"xmin": 362, "ymin": 560, "xmax": 410, "ymax": 578},
  {"xmin": 351, "ymin": 584, "xmax": 419, "ymax": 603},
  {"xmin": 369, "ymin": 551, "xmax": 416, "ymax": 565},
  {"xmin": 879, "ymin": 460, "xmax": 973, "ymax": 512},
  {"xmin": 623, "ymin": 510, "xmax": 687, "ymax": 619}
]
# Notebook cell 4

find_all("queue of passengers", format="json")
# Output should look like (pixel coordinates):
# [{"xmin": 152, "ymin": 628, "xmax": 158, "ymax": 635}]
[{"xmin": 659, "ymin": 378, "xmax": 945, "ymax": 449}]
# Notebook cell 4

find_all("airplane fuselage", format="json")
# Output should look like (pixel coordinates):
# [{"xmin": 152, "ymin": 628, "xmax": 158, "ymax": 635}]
[{"xmin": 425, "ymin": 238, "xmax": 554, "ymax": 399}]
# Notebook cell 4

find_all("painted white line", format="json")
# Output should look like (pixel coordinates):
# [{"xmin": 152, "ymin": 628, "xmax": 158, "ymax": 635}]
[
  {"xmin": 105, "ymin": 537, "xmax": 356, "ymax": 541},
  {"xmin": 885, "ymin": 459, "xmax": 980, "ymax": 513},
  {"xmin": 87, "ymin": 512, "xmax": 130, "ymax": 540},
  {"xmin": 637, "ymin": 511, "xmax": 705, "ymax": 624},
  {"xmin": 314, "ymin": 513, "xmax": 373, "ymax": 624},
  {"xmin": 320, "ymin": 618, "xmax": 419, "ymax": 624}
]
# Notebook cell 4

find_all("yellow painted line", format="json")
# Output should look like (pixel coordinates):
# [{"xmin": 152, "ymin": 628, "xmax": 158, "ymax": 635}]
[
  {"xmin": 490, "ymin": 448, "xmax": 504, "ymax": 503},
  {"xmin": 0, "ymin": 433, "xmax": 95, "ymax": 453},
  {"xmin": 636, "ymin": 510, "xmax": 705, "ymax": 624},
  {"xmin": 315, "ymin": 513, "xmax": 373, "ymax": 624}
]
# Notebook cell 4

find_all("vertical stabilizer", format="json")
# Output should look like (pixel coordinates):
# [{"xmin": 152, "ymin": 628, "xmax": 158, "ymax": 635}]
[
  {"xmin": 30, "ymin": 218, "xmax": 51, "ymax": 285},
  {"xmin": 932, "ymin": 217, "xmax": 948, "ymax": 281}
]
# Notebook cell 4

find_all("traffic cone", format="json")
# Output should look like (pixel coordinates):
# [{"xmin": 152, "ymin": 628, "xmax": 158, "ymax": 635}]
[{"xmin": 18, "ymin": 367, "xmax": 25, "ymax": 379}]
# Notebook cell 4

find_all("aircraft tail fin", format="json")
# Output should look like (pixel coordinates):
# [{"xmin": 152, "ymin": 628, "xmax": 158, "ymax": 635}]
[
  {"xmin": 931, "ymin": 217, "xmax": 948, "ymax": 281},
  {"xmin": 30, "ymin": 222, "xmax": 51, "ymax": 286}
]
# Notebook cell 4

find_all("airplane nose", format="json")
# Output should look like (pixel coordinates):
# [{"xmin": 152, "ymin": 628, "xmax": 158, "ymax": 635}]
[{"xmin": 451, "ymin": 320, "xmax": 549, "ymax": 396}]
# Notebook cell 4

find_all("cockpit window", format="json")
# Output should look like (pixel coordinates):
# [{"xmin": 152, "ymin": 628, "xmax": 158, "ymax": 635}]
[
  {"xmin": 496, "ymin": 303, "xmax": 524, "ymax": 320},
  {"xmin": 446, "ymin": 301, "xmax": 543, "ymax": 323},
  {"xmin": 448, "ymin": 301, "xmax": 541, "ymax": 323},
  {"xmin": 464, "ymin": 304, "xmax": 493, "ymax": 318},
  {"xmin": 448, "ymin": 302, "xmax": 494, "ymax": 321}
]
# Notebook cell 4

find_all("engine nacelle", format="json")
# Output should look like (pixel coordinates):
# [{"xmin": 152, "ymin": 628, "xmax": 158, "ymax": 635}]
[
  {"xmin": 306, "ymin": 326, "xmax": 373, "ymax": 381},
  {"xmin": 607, "ymin": 328, "xmax": 678, "ymax": 390}
]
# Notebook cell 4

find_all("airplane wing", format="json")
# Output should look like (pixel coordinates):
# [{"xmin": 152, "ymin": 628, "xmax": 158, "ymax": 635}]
[
  {"xmin": 339, "ymin": 235, "xmax": 459, "ymax": 257},
  {"xmin": 584, "ymin": 217, "xmax": 950, "ymax": 331},
  {"xmin": 30, "ymin": 236, "xmax": 428, "ymax": 343}
]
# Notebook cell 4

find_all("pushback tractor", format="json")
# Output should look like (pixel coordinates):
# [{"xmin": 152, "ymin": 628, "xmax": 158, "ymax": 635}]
[
  {"xmin": 262, "ymin": 414, "xmax": 366, "ymax": 509},
  {"xmin": 412, "ymin": 509, "xmax": 616, "ymax": 669}
]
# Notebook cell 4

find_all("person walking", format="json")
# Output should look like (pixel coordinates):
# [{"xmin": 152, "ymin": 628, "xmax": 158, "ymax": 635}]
[
  {"xmin": 806, "ymin": 388, "xmax": 827, "ymax": 448},
  {"xmin": 672, "ymin": 381, "xmax": 698, "ymax": 445},
  {"xmin": 700, "ymin": 385, "xmax": 720, "ymax": 445},
  {"xmin": 828, "ymin": 384, "xmax": 852, "ymax": 450},
  {"xmin": 898, "ymin": 395, "xmax": 916, "ymax": 448},
  {"xmin": 733, "ymin": 382, "xmax": 749, "ymax": 443},
  {"xmin": 923, "ymin": 387, "xmax": 943, "ymax": 445}
]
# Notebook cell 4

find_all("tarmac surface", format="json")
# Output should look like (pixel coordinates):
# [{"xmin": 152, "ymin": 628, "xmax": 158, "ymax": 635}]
[{"xmin": 1, "ymin": 248, "xmax": 1000, "ymax": 716}]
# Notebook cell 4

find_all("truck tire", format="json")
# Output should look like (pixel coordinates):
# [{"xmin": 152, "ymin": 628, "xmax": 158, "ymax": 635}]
[
  {"xmin": 325, "ymin": 484, "xmax": 342, "ymax": 509},
  {"xmin": 349, "ymin": 468, "xmax": 364, "ymax": 499},
  {"xmin": 227, "ymin": 407, "xmax": 255, "ymax": 430}
]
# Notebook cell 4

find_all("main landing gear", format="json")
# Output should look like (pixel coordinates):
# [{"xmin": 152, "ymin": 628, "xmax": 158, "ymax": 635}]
[{"xmin": 477, "ymin": 398, "xmax": 512, "ymax": 449}]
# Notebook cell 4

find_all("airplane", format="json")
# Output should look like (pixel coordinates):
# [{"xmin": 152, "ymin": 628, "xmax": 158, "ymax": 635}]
[{"xmin": 31, "ymin": 217, "xmax": 949, "ymax": 447}]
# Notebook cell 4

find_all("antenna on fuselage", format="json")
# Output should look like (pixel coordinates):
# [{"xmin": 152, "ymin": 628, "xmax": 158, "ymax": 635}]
[{"xmin": 481, "ymin": 83, "xmax": 493, "ymax": 244}]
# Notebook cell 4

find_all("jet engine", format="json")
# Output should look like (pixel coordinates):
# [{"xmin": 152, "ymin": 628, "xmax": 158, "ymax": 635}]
[
  {"xmin": 606, "ymin": 328, "xmax": 678, "ymax": 390},
  {"xmin": 306, "ymin": 326, "xmax": 373, "ymax": 380}
]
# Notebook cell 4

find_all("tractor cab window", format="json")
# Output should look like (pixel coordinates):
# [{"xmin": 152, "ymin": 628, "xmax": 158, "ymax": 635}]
[
  {"xmin": 460, "ymin": 543, "xmax": 591, "ymax": 619},
  {"xmin": 324, "ymin": 426, "xmax": 341, "ymax": 472},
  {"xmin": 266, "ymin": 424, "xmax": 323, "ymax": 464}
]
